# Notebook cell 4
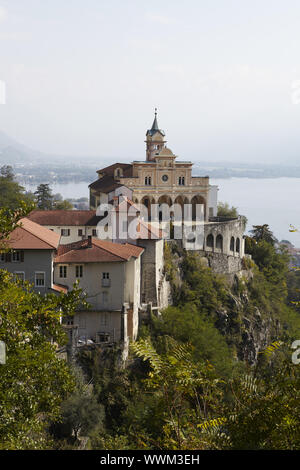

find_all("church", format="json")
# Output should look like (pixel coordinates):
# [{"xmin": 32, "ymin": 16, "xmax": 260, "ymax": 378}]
[
  {"xmin": 89, "ymin": 111, "xmax": 246, "ymax": 273},
  {"xmin": 89, "ymin": 110, "xmax": 218, "ymax": 221}
]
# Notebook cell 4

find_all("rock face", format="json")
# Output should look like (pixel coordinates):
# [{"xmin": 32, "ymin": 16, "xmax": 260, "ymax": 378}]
[
  {"xmin": 215, "ymin": 278, "xmax": 277, "ymax": 365},
  {"xmin": 164, "ymin": 242, "xmax": 279, "ymax": 366}
]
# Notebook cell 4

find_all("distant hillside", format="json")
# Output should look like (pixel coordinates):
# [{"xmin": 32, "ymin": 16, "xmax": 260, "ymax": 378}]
[{"xmin": 0, "ymin": 130, "xmax": 45, "ymax": 163}]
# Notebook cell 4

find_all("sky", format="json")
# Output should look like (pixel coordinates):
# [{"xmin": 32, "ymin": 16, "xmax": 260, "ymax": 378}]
[{"xmin": 1, "ymin": 0, "xmax": 300, "ymax": 163}]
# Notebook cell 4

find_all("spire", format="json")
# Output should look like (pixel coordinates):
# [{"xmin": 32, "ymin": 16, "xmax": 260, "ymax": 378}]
[
  {"xmin": 146, "ymin": 108, "xmax": 165, "ymax": 137},
  {"xmin": 151, "ymin": 108, "xmax": 159, "ymax": 131}
]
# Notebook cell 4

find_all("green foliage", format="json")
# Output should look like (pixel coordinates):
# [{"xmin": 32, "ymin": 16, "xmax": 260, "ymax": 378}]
[
  {"xmin": 224, "ymin": 354, "xmax": 300, "ymax": 449},
  {"xmin": 0, "ymin": 201, "xmax": 34, "ymax": 247},
  {"xmin": 34, "ymin": 183, "xmax": 73, "ymax": 210},
  {"xmin": 249, "ymin": 224, "xmax": 277, "ymax": 245},
  {"xmin": 150, "ymin": 305, "xmax": 235, "ymax": 378},
  {"xmin": 0, "ymin": 165, "xmax": 35, "ymax": 210},
  {"xmin": 217, "ymin": 202, "xmax": 238, "ymax": 218},
  {"xmin": 177, "ymin": 251, "xmax": 228, "ymax": 312},
  {"xmin": 0, "ymin": 270, "xmax": 81, "ymax": 448},
  {"xmin": 0, "ymin": 207, "xmax": 88, "ymax": 448},
  {"xmin": 57, "ymin": 393, "xmax": 105, "ymax": 440},
  {"xmin": 131, "ymin": 337, "xmax": 224, "ymax": 449}
]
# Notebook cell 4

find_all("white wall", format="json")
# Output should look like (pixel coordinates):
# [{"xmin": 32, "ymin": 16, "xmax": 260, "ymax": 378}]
[{"xmin": 54, "ymin": 261, "xmax": 126, "ymax": 310}]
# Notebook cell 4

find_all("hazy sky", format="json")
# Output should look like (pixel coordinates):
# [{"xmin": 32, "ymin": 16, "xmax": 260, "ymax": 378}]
[{"xmin": 1, "ymin": 0, "xmax": 300, "ymax": 163}]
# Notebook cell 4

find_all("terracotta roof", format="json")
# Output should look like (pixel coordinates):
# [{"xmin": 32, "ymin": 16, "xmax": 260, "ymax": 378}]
[
  {"xmin": 52, "ymin": 283, "xmax": 68, "ymax": 294},
  {"xmin": 96, "ymin": 163, "xmax": 133, "ymax": 177},
  {"xmin": 54, "ymin": 238, "xmax": 144, "ymax": 263},
  {"xmin": 6, "ymin": 218, "xmax": 60, "ymax": 250},
  {"xmin": 89, "ymin": 163, "xmax": 133, "ymax": 192},
  {"xmin": 28, "ymin": 210, "xmax": 102, "ymax": 226},
  {"xmin": 89, "ymin": 175, "xmax": 123, "ymax": 193}
]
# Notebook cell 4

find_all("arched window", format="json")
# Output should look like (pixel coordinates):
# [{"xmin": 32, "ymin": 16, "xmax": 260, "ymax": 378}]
[
  {"xmin": 206, "ymin": 233, "xmax": 214, "ymax": 248},
  {"xmin": 145, "ymin": 176, "xmax": 152, "ymax": 185},
  {"xmin": 236, "ymin": 238, "xmax": 240, "ymax": 253},
  {"xmin": 216, "ymin": 234, "xmax": 223, "ymax": 250},
  {"xmin": 114, "ymin": 167, "xmax": 122, "ymax": 178},
  {"xmin": 230, "ymin": 236, "xmax": 235, "ymax": 251}
]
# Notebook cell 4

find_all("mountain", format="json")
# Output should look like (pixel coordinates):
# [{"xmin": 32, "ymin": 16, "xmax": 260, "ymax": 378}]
[{"xmin": 0, "ymin": 130, "xmax": 44, "ymax": 164}]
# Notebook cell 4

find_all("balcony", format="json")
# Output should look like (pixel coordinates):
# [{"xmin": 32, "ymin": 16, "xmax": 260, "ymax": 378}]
[{"xmin": 101, "ymin": 278, "xmax": 111, "ymax": 287}]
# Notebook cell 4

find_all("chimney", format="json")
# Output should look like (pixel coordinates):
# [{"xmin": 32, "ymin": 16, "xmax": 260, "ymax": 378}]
[{"xmin": 88, "ymin": 235, "xmax": 92, "ymax": 248}]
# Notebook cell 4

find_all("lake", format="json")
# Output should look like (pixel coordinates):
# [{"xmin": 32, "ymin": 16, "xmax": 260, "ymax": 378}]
[
  {"xmin": 211, "ymin": 177, "xmax": 300, "ymax": 244},
  {"xmin": 26, "ymin": 178, "xmax": 300, "ymax": 245}
]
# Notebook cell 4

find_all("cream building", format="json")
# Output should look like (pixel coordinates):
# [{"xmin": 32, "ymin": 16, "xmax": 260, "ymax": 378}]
[
  {"xmin": 53, "ymin": 237, "xmax": 144, "ymax": 347},
  {"xmin": 89, "ymin": 111, "xmax": 218, "ymax": 220}
]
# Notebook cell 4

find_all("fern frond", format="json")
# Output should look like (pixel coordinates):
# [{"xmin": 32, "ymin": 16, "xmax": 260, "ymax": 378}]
[
  {"xmin": 131, "ymin": 338, "xmax": 164, "ymax": 373},
  {"xmin": 259, "ymin": 341, "xmax": 282, "ymax": 358}
]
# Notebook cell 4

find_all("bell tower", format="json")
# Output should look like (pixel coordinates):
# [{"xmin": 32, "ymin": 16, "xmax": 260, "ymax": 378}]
[{"xmin": 145, "ymin": 109, "xmax": 166, "ymax": 161}]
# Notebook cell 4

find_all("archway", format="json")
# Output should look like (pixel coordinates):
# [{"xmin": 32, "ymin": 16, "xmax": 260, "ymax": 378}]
[
  {"xmin": 191, "ymin": 195, "xmax": 206, "ymax": 221},
  {"xmin": 230, "ymin": 236, "xmax": 235, "ymax": 252},
  {"xmin": 216, "ymin": 234, "xmax": 223, "ymax": 251},
  {"xmin": 206, "ymin": 233, "xmax": 214, "ymax": 249}
]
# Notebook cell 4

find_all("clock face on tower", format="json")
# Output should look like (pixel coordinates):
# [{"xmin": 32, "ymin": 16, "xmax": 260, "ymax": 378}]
[{"xmin": 162, "ymin": 174, "xmax": 169, "ymax": 182}]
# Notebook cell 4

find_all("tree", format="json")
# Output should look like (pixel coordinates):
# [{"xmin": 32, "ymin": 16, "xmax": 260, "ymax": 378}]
[
  {"xmin": 0, "ymin": 269, "xmax": 88, "ymax": 449},
  {"xmin": 0, "ymin": 165, "xmax": 14, "ymax": 180},
  {"xmin": 132, "ymin": 337, "xmax": 224, "ymax": 450},
  {"xmin": 34, "ymin": 183, "xmax": 53, "ymax": 210},
  {"xmin": 217, "ymin": 202, "xmax": 238, "ymax": 218},
  {"xmin": 53, "ymin": 199, "xmax": 73, "ymax": 210},
  {"xmin": 0, "ymin": 204, "xmax": 88, "ymax": 448},
  {"xmin": 249, "ymin": 224, "xmax": 276, "ymax": 245},
  {"xmin": 0, "ymin": 165, "xmax": 35, "ymax": 210},
  {"xmin": 58, "ymin": 393, "xmax": 105, "ymax": 441},
  {"xmin": 34, "ymin": 186, "xmax": 73, "ymax": 210}
]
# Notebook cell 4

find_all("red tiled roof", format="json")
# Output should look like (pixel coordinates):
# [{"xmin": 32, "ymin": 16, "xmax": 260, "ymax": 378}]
[
  {"xmin": 96, "ymin": 163, "xmax": 133, "ymax": 177},
  {"xmin": 28, "ymin": 210, "xmax": 102, "ymax": 226},
  {"xmin": 6, "ymin": 218, "xmax": 60, "ymax": 250},
  {"xmin": 54, "ymin": 238, "xmax": 144, "ymax": 263},
  {"xmin": 52, "ymin": 283, "xmax": 68, "ymax": 294},
  {"xmin": 89, "ymin": 163, "xmax": 133, "ymax": 192}
]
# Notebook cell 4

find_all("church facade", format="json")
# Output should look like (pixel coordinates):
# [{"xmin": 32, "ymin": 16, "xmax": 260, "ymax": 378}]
[
  {"xmin": 89, "ymin": 112, "xmax": 246, "ymax": 268},
  {"xmin": 89, "ymin": 111, "xmax": 218, "ymax": 220}
]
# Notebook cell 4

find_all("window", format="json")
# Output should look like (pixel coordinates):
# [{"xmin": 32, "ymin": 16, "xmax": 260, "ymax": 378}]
[
  {"xmin": 162, "ymin": 174, "xmax": 168, "ymax": 182},
  {"xmin": 179, "ymin": 176, "xmax": 185, "ymax": 185},
  {"xmin": 92, "ymin": 229, "xmax": 97, "ymax": 236},
  {"xmin": 76, "ymin": 265, "xmax": 83, "ymax": 278},
  {"xmin": 61, "ymin": 229, "xmax": 70, "ymax": 237},
  {"xmin": 12, "ymin": 251, "xmax": 21, "ymax": 262},
  {"xmin": 102, "ymin": 272, "xmax": 110, "ymax": 287},
  {"xmin": 78, "ymin": 229, "xmax": 83, "ymax": 236},
  {"xmin": 59, "ymin": 265, "xmax": 67, "ymax": 278},
  {"xmin": 145, "ymin": 176, "xmax": 152, "ymax": 185},
  {"xmin": 0, "ymin": 253, "xmax": 5, "ymax": 262},
  {"xmin": 216, "ymin": 234, "xmax": 223, "ymax": 250},
  {"xmin": 14, "ymin": 272, "xmax": 25, "ymax": 281},
  {"xmin": 35, "ymin": 272, "xmax": 45, "ymax": 287},
  {"xmin": 206, "ymin": 234, "xmax": 214, "ymax": 248},
  {"xmin": 230, "ymin": 237, "xmax": 235, "ymax": 252}
]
